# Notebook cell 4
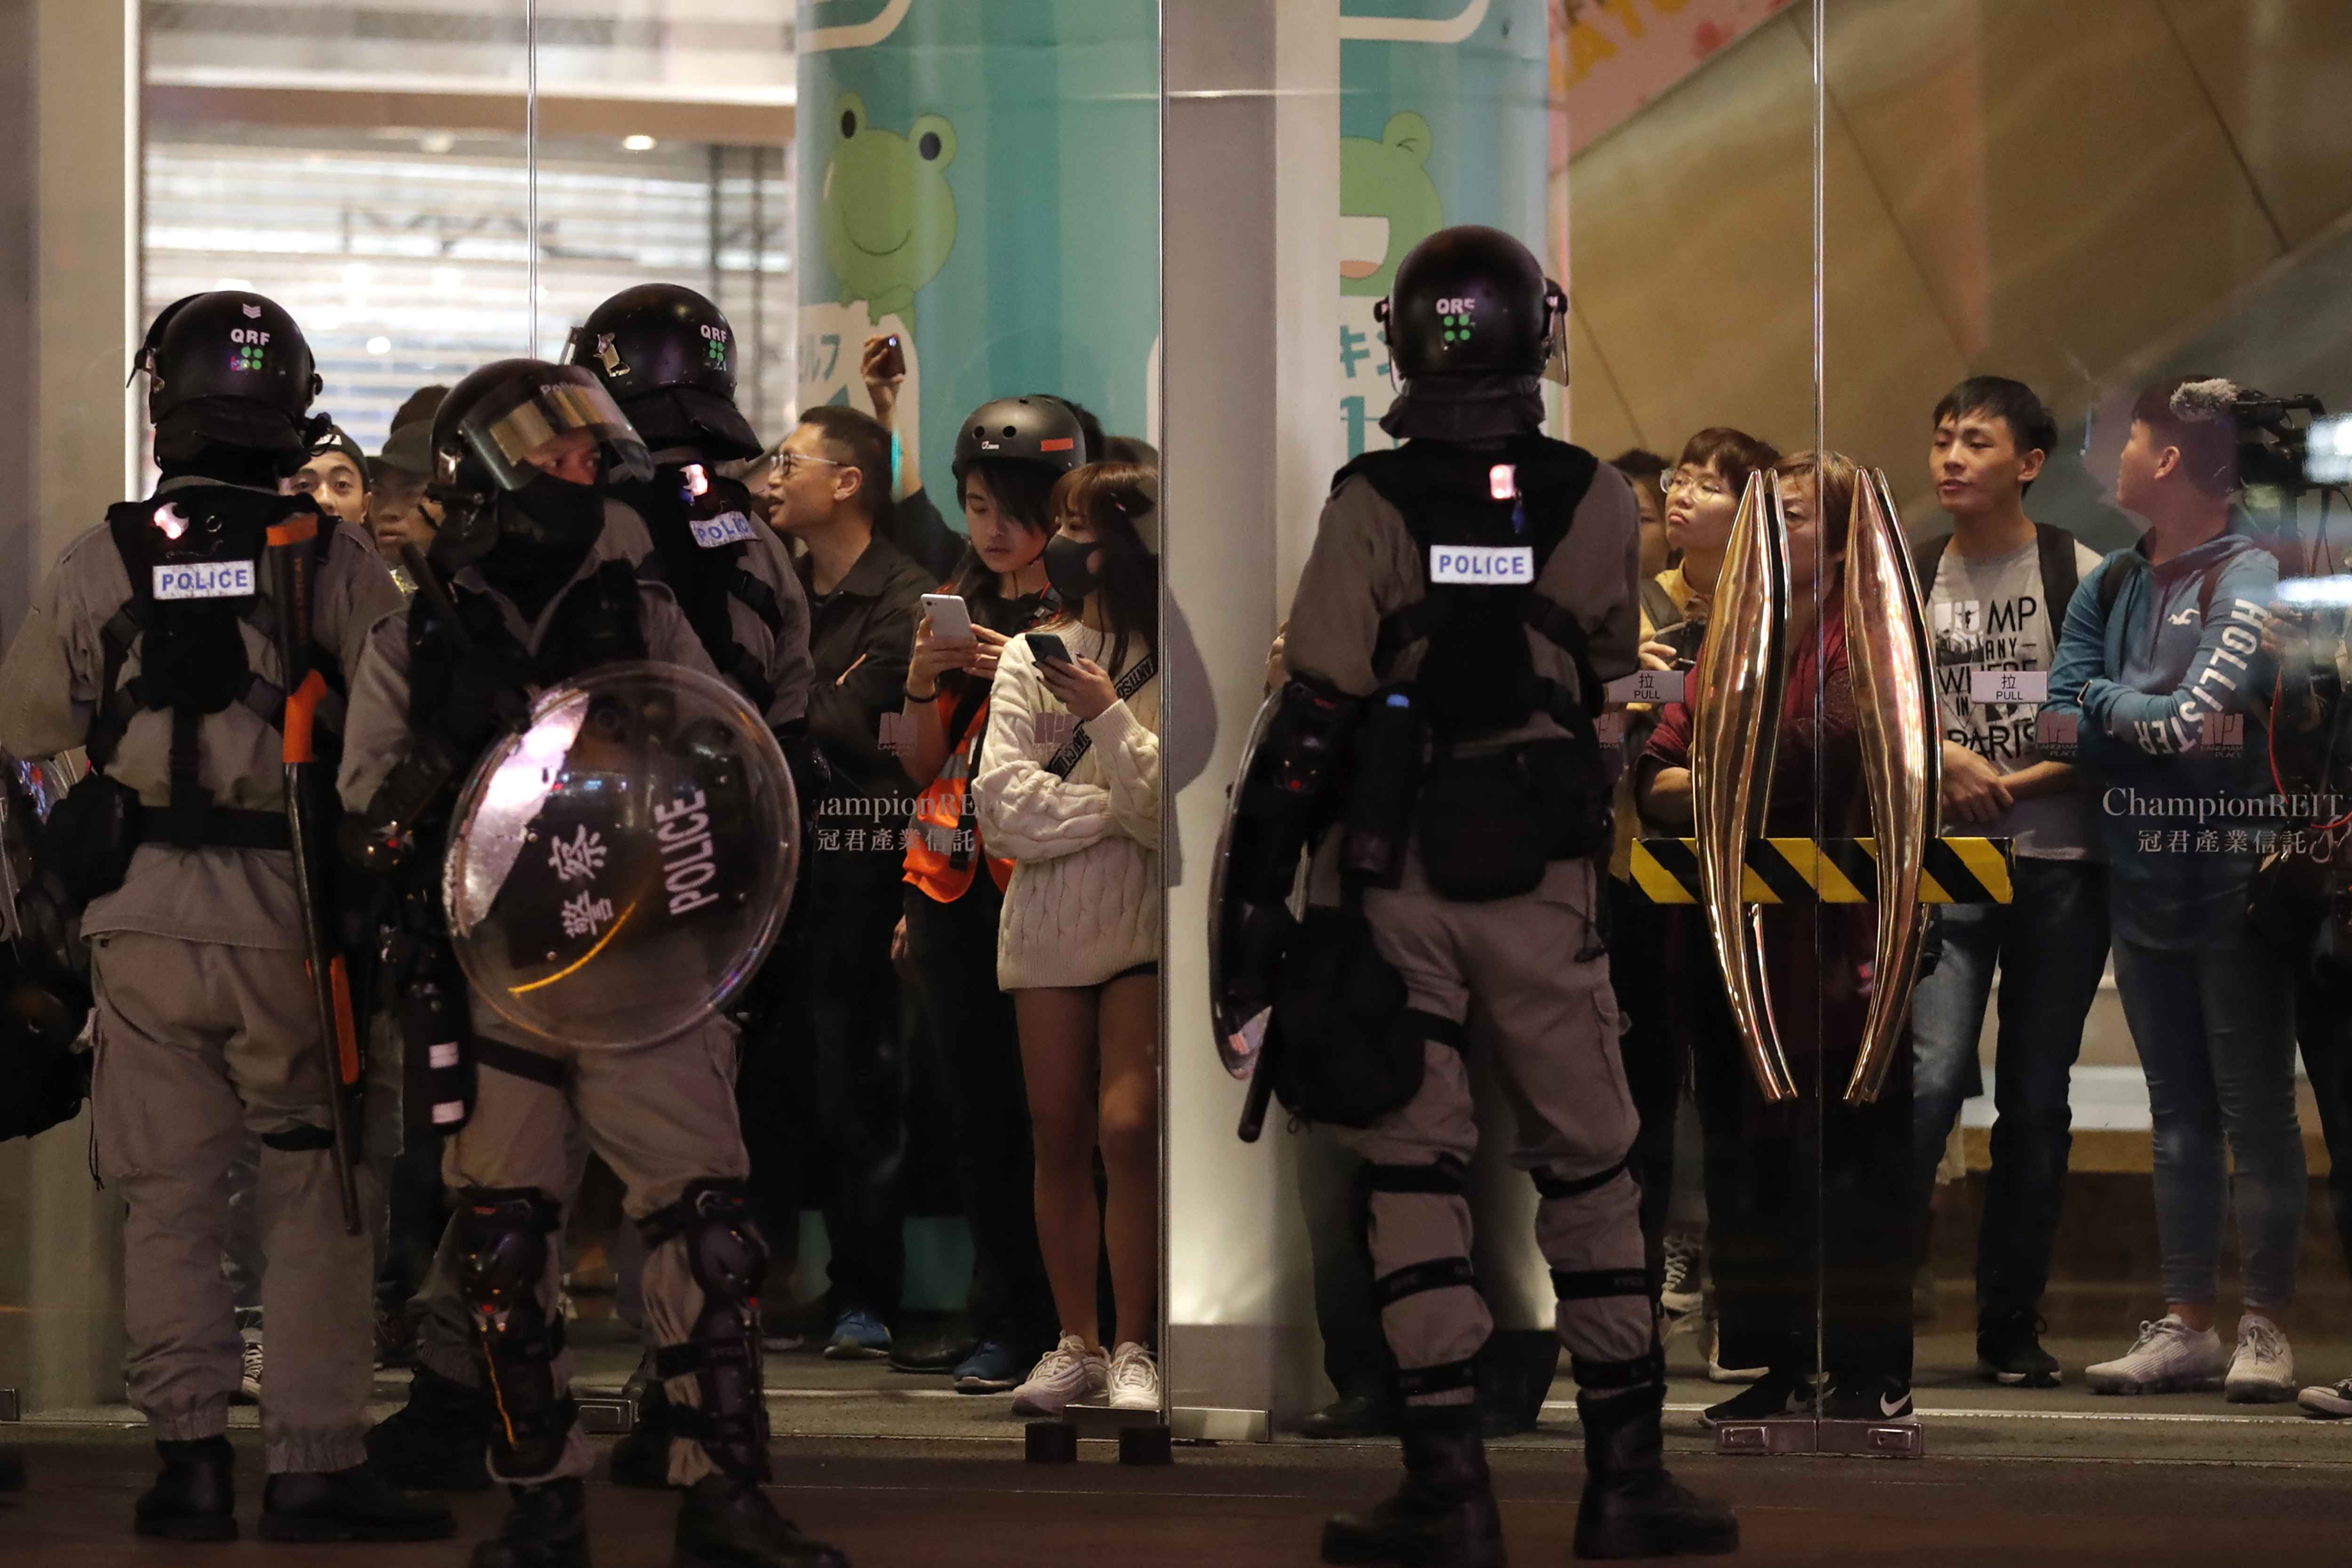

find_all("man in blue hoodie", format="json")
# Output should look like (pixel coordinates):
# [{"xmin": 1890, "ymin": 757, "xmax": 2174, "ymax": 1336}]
[{"xmin": 2042, "ymin": 374, "xmax": 2302, "ymax": 1404}]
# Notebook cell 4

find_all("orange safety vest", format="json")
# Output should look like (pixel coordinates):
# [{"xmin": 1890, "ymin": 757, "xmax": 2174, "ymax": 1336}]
[{"xmin": 904, "ymin": 688, "xmax": 1014, "ymax": 902}]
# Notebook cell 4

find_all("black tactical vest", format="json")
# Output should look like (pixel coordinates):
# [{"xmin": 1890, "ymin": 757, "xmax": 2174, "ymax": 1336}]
[
  {"xmin": 1341, "ymin": 433, "xmax": 1602, "ymax": 738},
  {"xmin": 93, "ymin": 487, "xmax": 340, "ymax": 846}
]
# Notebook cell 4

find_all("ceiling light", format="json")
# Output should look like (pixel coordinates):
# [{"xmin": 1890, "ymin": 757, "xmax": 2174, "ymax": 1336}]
[
  {"xmin": 367, "ymin": 336, "xmax": 391, "ymax": 355},
  {"xmin": 623, "ymin": 135, "xmax": 657, "ymax": 151}
]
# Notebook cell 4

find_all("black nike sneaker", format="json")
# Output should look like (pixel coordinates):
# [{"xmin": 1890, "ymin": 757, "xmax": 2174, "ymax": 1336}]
[
  {"xmin": 1821, "ymin": 1376, "xmax": 1915, "ymax": 1425},
  {"xmin": 1977, "ymin": 1312, "xmax": 2062, "ymax": 1388},
  {"xmin": 1699, "ymin": 1369, "xmax": 1813, "ymax": 1427}
]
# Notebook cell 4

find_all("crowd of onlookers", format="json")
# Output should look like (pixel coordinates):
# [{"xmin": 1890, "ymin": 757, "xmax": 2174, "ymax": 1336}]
[
  {"xmin": 1589, "ymin": 374, "xmax": 2352, "ymax": 1426},
  {"xmin": 270, "ymin": 334, "xmax": 1169, "ymax": 1421}
]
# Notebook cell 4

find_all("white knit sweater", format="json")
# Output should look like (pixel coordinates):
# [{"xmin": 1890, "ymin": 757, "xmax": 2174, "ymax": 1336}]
[{"xmin": 975, "ymin": 622, "xmax": 1162, "ymax": 989}]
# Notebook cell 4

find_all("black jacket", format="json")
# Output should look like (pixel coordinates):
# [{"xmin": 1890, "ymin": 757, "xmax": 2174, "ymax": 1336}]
[{"xmin": 799, "ymin": 529, "xmax": 932, "ymax": 818}]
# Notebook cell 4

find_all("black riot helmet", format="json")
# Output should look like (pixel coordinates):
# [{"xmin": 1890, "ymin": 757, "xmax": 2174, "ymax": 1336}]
[
  {"xmin": 564, "ymin": 284, "xmax": 762, "ymax": 461},
  {"xmin": 426, "ymin": 359, "xmax": 653, "ymax": 572},
  {"xmin": 133, "ymin": 291, "xmax": 328, "ymax": 464},
  {"xmin": 950, "ymin": 396, "xmax": 1089, "ymax": 483},
  {"xmin": 1376, "ymin": 226, "xmax": 1567, "ymax": 382}
]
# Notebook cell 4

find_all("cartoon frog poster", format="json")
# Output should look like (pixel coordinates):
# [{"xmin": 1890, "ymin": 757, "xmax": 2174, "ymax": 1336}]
[
  {"xmin": 1339, "ymin": 111, "xmax": 1443, "ymax": 298},
  {"xmin": 799, "ymin": 91, "xmax": 959, "ymax": 470},
  {"xmin": 819, "ymin": 91, "xmax": 959, "ymax": 330}
]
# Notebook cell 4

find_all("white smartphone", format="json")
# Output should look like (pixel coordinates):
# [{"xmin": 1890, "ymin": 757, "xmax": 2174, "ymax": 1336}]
[{"xmin": 921, "ymin": 592, "xmax": 976, "ymax": 645}]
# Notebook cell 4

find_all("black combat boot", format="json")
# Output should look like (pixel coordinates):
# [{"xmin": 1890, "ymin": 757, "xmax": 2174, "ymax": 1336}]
[
  {"xmin": 366, "ymin": 1361, "xmax": 493, "ymax": 1491},
  {"xmin": 135, "ymin": 1435, "xmax": 238, "ymax": 1542},
  {"xmin": 259, "ymin": 1463, "xmax": 457, "ymax": 1541},
  {"xmin": 675, "ymin": 1474, "xmax": 851, "ymax": 1568},
  {"xmin": 1321, "ymin": 1403, "xmax": 1505, "ymax": 1568},
  {"xmin": 470, "ymin": 1477, "xmax": 592, "ymax": 1568},
  {"xmin": 610, "ymin": 1356, "xmax": 678, "ymax": 1489},
  {"xmin": 1572, "ymin": 1385, "xmax": 1738, "ymax": 1559}
]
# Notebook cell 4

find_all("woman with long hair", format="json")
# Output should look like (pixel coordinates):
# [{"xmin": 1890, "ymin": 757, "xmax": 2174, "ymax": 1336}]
[
  {"xmin": 890, "ymin": 424, "xmax": 1070, "ymax": 1393},
  {"xmin": 974, "ymin": 461, "xmax": 1164, "ymax": 1414}
]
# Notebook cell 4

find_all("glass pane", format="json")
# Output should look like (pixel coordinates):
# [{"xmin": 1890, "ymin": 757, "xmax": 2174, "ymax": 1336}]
[
  {"xmin": 1162, "ymin": 0, "xmax": 1826, "ymax": 1464},
  {"xmin": 1826, "ymin": 0, "xmax": 2352, "ymax": 1455},
  {"xmin": 1567, "ymin": 0, "xmax": 1843, "ymax": 1452},
  {"xmin": 778, "ymin": 0, "xmax": 1165, "ymax": 1436}
]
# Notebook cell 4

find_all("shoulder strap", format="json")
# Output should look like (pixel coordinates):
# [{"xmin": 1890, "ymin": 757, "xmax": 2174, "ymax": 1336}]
[
  {"xmin": 2033, "ymin": 524, "xmax": 2081, "ymax": 621},
  {"xmin": 1637, "ymin": 576, "xmax": 1681, "ymax": 632},
  {"xmin": 2097, "ymin": 550, "xmax": 2144, "ymax": 621},
  {"xmin": 1915, "ymin": 532, "xmax": 1951, "ymax": 596}
]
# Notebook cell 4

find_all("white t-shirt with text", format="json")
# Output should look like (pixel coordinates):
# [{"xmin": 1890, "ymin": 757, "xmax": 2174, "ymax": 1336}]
[{"xmin": 1927, "ymin": 535, "xmax": 2105, "ymax": 860}]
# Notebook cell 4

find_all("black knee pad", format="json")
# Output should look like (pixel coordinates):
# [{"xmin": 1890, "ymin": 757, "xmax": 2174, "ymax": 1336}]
[
  {"xmin": 639, "ymin": 1178, "xmax": 771, "ymax": 1481},
  {"xmin": 453, "ymin": 1186, "xmax": 573, "ymax": 1475},
  {"xmin": 1531, "ymin": 1157, "xmax": 1632, "ymax": 1203}
]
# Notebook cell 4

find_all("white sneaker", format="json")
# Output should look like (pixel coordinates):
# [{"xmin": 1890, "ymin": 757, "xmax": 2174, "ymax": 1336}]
[
  {"xmin": 236, "ymin": 1329, "xmax": 264, "ymax": 1405},
  {"xmin": 2297, "ymin": 1377, "xmax": 2352, "ymax": 1418},
  {"xmin": 1106, "ymin": 1341, "xmax": 1160, "ymax": 1412},
  {"xmin": 1010, "ymin": 1333, "xmax": 1107, "ymax": 1417},
  {"xmin": 2225, "ymin": 1313, "xmax": 2297, "ymax": 1404},
  {"xmin": 2086, "ymin": 1315, "xmax": 2225, "ymax": 1395},
  {"xmin": 1660, "ymin": 1232, "xmax": 1703, "ymax": 1324}
]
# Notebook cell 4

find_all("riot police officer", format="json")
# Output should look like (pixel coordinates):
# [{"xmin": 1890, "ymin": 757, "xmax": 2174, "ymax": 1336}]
[
  {"xmin": 0, "ymin": 291, "xmax": 452, "ymax": 1543},
  {"xmin": 1220, "ymin": 229, "xmax": 1737, "ymax": 1563},
  {"xmin": 336, "ymin": 358, "xmax": 847, "ymax": 1568},
  {"xmin": 565, "ymin": 282, "xmax": 815, "ymax": 761},
  {"xmin": 563, "ymin": 281, "xmax": 819, "ymax": 1485}
]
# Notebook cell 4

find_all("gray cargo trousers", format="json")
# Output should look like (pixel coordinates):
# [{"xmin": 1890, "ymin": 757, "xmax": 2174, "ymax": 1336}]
[
  {"xmin": 90, "ymin": 931, "xmax": 374, "ymax": 1473},
  {"xmin": 408, "ymin": 1007, "xmax": 752, "ymax": 1488},
  {"xmin": 1337, "ymin": 867, "xmax": 1656, "ymax": 1408}
]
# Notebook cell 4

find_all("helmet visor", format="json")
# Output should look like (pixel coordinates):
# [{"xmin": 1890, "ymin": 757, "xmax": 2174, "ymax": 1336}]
[{"xmin": 458, "ymin": 368, "xmax": 653, "ymax": 491}]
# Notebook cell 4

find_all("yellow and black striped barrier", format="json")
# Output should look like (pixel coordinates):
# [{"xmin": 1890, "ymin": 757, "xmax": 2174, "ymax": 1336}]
[{"xmin": 1630, "ymin": 837, "xmax": 2013, "ymax": 905}]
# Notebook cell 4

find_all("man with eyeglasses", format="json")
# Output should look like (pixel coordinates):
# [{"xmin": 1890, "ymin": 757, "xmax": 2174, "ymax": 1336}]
[{"xmin": 755, "ymin": 406, "xmax": 931, "ymax": 1363}]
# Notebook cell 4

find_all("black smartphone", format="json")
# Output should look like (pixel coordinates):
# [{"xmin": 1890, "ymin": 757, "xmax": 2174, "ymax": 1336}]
[
  {"xmin": 873, "ymin": 334, "xmax": 906, "ymax": 380},
  {"xmin": 1025, "ymin": 632, "xmax": 1073, "ymax": 668}
]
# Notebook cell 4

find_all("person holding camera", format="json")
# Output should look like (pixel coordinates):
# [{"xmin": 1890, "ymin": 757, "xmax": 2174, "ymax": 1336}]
[
  {"xmin": 974, "ymin": 460, "xmax": 1165, "ymax": 1418},
  {"xmin": 2042, "ymin": 375, "xmax": 2300, "ymax": 1403},
  {"xmin": 889, "ymin": 398, "xmax": 1077, "ymax": 1393}
]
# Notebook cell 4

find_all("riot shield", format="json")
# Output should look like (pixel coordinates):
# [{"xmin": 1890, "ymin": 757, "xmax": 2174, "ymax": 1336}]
[{"xmin": 444, "ymin": 661, "xmax": 797, "ymax": 1049}]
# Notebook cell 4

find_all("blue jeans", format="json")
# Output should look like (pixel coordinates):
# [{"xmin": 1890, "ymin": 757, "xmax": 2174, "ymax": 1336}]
[
  {"xmin": 1910, "ymin": 858, "xmax": 2111, "ymax": 1322},
  {"xmin": 2112, "ymin": 930, "xmax": 2305, "ymax": 1309}
]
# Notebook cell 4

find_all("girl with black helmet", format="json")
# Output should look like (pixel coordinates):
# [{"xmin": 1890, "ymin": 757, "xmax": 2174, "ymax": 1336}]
[
  {"xmin": 974, "ymin": 458, "xmax": 1165, "ymax": 1417},
  {"xmin": 888, "ymin": 397, "xmax": 1083, "ymax": 1393}
]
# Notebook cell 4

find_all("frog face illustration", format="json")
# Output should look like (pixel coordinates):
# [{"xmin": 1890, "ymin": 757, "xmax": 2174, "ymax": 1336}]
[
  {"xmin": 1340, "ymin": 111, "xmax": 1443, "ymax": 298},
  {"xmin": 820, "ymin": 92, "xmax": 959, "ymax": 327}
]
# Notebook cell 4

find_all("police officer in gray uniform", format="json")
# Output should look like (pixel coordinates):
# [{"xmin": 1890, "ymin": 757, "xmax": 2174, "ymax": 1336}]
[
  {"xmin": 1222, "ymin": 230, "xmax": 1737, "ymax": 1564},
  {"xmin": 337, "ymin": 357, "xmax": 847, "ymax": 1568},
  {"xmin": 0, "ymin": 291, "xmax": 452, "ymax": 1544},
  {"xmin": 571, "ymin": 281, "xmax": 819, "ymax": 1486}
]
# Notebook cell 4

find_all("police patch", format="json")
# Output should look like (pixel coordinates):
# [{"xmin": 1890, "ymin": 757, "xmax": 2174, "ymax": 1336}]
[
  {"xmin": 689, "ymin": 511, "xmax": 758, "ymax": 549},
  {"xmin": 153, "ymin": 560, "xmax": 257, "ymax": 599},
  {"xmin": 1428, "ymin": 545, "xmax": 1533, "ymax": 585}
]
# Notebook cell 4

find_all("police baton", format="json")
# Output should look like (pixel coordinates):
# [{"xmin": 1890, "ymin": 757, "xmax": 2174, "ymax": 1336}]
[{"xmin": 267, "ymin": 509, "xmax": 364, "ymax": 1235}]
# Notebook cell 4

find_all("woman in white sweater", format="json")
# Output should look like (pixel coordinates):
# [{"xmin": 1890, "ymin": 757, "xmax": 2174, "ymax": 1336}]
[{"xmin": 975, "ymin": 461, "xmax": 1164, "ymax": 1415}]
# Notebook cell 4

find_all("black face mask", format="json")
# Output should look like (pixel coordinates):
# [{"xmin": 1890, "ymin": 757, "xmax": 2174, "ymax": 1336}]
[
  {"xmin": 1042, "ymin": 533, "xmax": 1103, "ymax": 608},
  {"xmin": 508, "ymin": 470, "xmax": 607, "ymax": 550}
]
